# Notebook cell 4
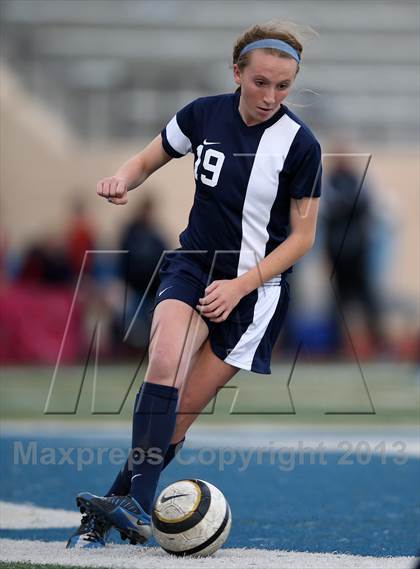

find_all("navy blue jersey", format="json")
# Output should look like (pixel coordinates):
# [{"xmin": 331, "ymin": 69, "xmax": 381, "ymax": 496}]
[{"xmin": 161, "ymin": 92, "xmax": 321, "ymax": 280}]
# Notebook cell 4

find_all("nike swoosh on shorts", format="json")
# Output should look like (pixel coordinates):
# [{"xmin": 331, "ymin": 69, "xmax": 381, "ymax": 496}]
[{"xmin": 158, "ymin": 286, "xmax": 174, "ymax": 297}]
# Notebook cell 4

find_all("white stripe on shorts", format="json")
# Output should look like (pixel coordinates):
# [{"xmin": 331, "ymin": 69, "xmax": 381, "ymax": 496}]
[
  {"xmin": 165, "ymin": 115, "xmax": 191, "ymax": 155},
  {"xmin": 224, "ymin": 284, "xmax": 281, "ymax": 371}
]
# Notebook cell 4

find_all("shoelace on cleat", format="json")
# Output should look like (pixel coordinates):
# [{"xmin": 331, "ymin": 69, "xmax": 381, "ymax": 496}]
[{"xmin": 78, "ymin": 513, "xmax": 109, "ymax": 542}]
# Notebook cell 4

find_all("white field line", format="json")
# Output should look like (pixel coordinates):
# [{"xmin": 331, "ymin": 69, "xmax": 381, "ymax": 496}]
[
  {"xmin": 0, "ymin": 502, "xmax": 81, "ymax": 529},
  {"xmin": 1, "ymin": 423, "xmax": 419, "ymax": 456},
  {"xmin": 0, "ymin": 539, "xmax": 415, "ymax": 569},
  {"xmin": 187, "ymin": 427, "xmax": 420, "ymax": 457}
]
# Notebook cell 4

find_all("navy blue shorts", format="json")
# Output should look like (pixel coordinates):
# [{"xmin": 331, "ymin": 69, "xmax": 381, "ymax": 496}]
[{"xmin": 154, "ymin": 250, "xmax": 289, "ymax": 374}]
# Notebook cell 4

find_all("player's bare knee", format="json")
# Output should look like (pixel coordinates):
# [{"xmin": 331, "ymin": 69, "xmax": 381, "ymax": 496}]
[{"xmin": 146, "ymin": 347, "xmax": 182, "ymax": 385}]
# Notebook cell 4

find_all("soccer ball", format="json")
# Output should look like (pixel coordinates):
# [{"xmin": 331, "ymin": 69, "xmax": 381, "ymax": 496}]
[{"xmin": 152, "ymin": 479, "xmax": 231, "ymax": 557}]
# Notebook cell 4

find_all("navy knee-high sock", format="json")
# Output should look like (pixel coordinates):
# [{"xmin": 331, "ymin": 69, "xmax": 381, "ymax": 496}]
[
  {"xmin": 106, "ymin": 388, "xmax": 143, "ymax": 497},
  {"xmin": 105, "ymin": 384, "xmax": 184, "ymax": 498},
  {"xmin": 105, "ymin": 437, "xmax": 185, "ymax": 497},
  {"xmin": 129, "ymin": 382, "xmax": 178, "ymax": 514}
]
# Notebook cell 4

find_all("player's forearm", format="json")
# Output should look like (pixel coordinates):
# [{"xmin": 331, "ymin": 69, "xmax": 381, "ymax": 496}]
[
  {"xmin": 114, "ymin": 155, "xmax": 150, "ymax": 191},
  {"xmin": 236, "ymin": 233, "xmax": 314, "ymax": 296},
  {"xmin": 114, "ymin": 136, "xmax": 172, "ymax": 192}
]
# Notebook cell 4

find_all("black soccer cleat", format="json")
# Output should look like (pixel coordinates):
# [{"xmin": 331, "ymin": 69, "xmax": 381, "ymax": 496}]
[{"xmin": 76, "ymin": 492, "xmax": 152, "ymax": 545}]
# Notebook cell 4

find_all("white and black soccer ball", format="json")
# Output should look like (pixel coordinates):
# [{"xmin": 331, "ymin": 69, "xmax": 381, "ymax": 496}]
[{"xmin": 152, "ymin": 479, "xmax": 231, "ymax": 557}]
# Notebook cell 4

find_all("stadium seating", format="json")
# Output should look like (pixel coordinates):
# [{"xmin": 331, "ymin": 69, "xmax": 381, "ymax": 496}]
[{"xmin": 0, "ymin": 0, "xmax": 418, "ymax": 143}]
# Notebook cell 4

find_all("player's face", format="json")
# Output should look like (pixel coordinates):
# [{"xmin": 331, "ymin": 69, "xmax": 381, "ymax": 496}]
[{"xmin": 233, "ymin": 50, "xmax": 298, "ymax": 126}]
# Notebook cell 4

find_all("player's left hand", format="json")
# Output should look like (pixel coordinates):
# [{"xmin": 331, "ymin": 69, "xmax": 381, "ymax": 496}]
[{"xmin": 196, "ymin": 279, "xmax": 244, "ymax": 323}]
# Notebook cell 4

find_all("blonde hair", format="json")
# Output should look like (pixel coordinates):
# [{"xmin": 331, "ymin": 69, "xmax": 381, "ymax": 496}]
[{"xmin": 233, "ymin": 21, "xmax": 310, "ymax": 73}]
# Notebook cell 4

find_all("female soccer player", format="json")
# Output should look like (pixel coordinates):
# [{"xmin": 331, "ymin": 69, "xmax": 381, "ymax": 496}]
[{"xmin": 67, "ymin": 21, "xmax": 321, "ymax": 549}]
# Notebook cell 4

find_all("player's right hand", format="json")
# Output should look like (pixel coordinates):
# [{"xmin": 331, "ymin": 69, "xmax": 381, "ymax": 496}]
[{"xmin": 96, "ymin": 176, "xmax": 129, "ymax": 205}]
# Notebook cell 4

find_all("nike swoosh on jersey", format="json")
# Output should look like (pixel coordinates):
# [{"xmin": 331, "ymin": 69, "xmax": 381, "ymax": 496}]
[
  {"xmin": 203, "ymin": 139, "xmax": 221, "ymax": 145},
  {"xmin": 161, "ymin": 493, "xmax": 191, "ymax": 504},
  {"xmin": 158, "ymin": 285, "xmax": 174, "ymax": 297}
]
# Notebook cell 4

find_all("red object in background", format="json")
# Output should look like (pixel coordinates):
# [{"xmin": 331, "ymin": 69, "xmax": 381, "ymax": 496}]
[
  {"xmin": 68, "ymin": 218, "xmax": 94, "ymax": 276},
  {"xmin": 0, "ymin": 284, "xmax": 82, "ymax": 364}
]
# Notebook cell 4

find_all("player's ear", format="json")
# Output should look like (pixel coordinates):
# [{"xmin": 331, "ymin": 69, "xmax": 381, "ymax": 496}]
[{"xmin": 233, "ymin": 63, "xmax": 241, "ymax": 86}]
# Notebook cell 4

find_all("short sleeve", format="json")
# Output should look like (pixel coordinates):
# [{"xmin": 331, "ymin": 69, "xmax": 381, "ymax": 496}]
[
  {"xmin": 289, "ymin": 141, "xmax": 322, "ymax": 199},
  {"xmin": 161, "ymin": 100, "xmax": 195, "ymax": 158}
]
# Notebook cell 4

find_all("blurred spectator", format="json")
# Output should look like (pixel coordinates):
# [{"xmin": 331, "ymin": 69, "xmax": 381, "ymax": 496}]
[
  {"xmin": 1, "ymin": 232, "xmax": 81, "ymax": 364},
  {"xmin": 66, "ymin": 197, "xmax": 96, "ymax": 278},
  {"xmin": 18, "ymin": 244, "xmax": 45, "ymax": 283},
  {"xmin": 0, "ymin": 230, "xmax": 9, "ymax": 290},
  {"xmin": 113, "ymin": 196, "xmax": 169, "ymax": 350},
  {"xmin": 320, "ymin": 148, "xmax": 386, "ymax": 355},
  {"xmin": 19, "ymin": 235, "xmax": 72, "ymax": 285},
  {"xmin": 120, "ymin": 196, "xmax": 168, "ymax": 295}
]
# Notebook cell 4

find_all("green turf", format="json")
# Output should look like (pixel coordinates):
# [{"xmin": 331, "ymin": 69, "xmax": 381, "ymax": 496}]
[{"xmin": 1, "ymin": 362, "xmax": 418, "ymax": 426}]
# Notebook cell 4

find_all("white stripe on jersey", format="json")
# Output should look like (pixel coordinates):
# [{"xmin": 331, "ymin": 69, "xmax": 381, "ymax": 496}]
[
  {"xmin": 225, "ymin": 115, "xmax": 300, "ymax": 370},
  {"xmin": 224, "ymin": 284, "xmax": 282, "ymax": 371},
  {"xmin": 237, "ymin": 114, "xmax": 301, "ymax": 285},
  {"xmin": 166, "ymin": 115, "xmax": 191, "ymax": 155}
]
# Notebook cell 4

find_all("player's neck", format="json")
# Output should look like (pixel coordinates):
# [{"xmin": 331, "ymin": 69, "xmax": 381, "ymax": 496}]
[{"xmin": 237, "ymin": 100, "xmax": 259, "ymax": 126}]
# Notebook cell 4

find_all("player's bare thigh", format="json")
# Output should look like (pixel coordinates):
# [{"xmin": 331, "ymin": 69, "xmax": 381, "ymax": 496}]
[{"xmin": 145, "ymin": 299, "xmax": 208, "ymax": 389}]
